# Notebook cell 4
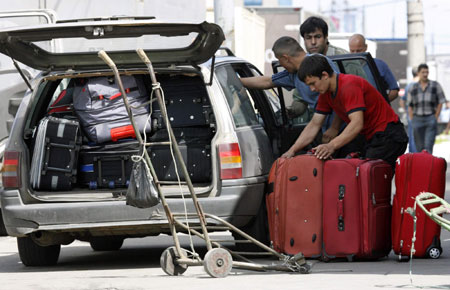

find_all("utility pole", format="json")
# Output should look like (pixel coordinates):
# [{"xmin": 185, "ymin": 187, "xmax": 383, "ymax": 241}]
[{"xmin": 407, "ymin": 0, "xmax": 426, "ymax": 72}]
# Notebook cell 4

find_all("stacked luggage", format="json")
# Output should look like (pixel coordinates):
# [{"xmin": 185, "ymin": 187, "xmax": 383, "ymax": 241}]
[
  {"xmin": 267, "ymin": 151, "xmax": 446, "ymax": 261},
  {"xmin": 30, "ymin": 74, "xmax": 214, "ymax": 191},
  {"xmin": 148, "ymin": 75, "xmax": 214, "ymax": 183}
]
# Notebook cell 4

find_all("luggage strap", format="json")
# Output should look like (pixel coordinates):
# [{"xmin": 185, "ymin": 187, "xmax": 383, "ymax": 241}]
[{"xmin": 94, "ymin": 87, "xmax": 139, "ymax": 101}]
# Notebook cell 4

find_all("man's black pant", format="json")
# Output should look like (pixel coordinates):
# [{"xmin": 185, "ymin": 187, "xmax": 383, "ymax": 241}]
[{"xmin": 365, "ymin": 122, "xmax": 408, "ymax": 169}]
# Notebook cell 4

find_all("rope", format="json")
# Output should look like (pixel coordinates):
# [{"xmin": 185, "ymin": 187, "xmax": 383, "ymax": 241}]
[{"xmin": 409, "ymin": 200, "xmax": 418, "ymax": 286}]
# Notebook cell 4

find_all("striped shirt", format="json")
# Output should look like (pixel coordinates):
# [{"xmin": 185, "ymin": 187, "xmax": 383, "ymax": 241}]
[{"xmin": 407, "ymin": 80, "xmax": 446, "ymax": 116}]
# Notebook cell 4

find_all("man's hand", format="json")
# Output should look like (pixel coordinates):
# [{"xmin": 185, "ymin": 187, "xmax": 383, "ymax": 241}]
[
  {"xmin": 313, "ymin": 143, "xmax": 336, "ymax": 160},
  {"xmin": 281, "ymin": 149, "xmax": 296, "ymax": 159},
  {"xmin": 322, "ymin": 127, "xmax": 339, "ymax": 143}
]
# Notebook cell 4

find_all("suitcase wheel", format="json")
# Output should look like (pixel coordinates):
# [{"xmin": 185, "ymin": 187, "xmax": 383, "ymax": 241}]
[
  {"xmin": 427, "ymin": 247, "xmax": 442, "ymax": 259},
  {"xmin": 89, "ymin": 181, "xmax": 98, "ymax": 190}
]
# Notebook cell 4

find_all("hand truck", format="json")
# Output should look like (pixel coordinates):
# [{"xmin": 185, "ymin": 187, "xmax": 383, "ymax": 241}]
[{"xmin": 98, "ymin": 49, "xmax": 311, "ymax": 278}]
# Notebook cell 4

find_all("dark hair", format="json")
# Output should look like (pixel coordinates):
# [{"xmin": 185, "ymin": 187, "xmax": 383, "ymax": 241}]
[
  {"xmin": 298, "ymin": 54, "xmax": 333, "ymax": 82},
  {"xmin": 418, "ymin": 63, "xmax": 428, "ymax": 72},
  {"xmin": 300, "ymin": 16, "xmax": 328, "ymax": 38},
  {"xmin": 272, "ymin": 36, "xmax": 304, "ymax": 57}
]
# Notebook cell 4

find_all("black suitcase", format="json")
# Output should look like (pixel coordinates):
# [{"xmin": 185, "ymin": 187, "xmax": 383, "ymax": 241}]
[
  {"xmin": 30, "ymin": 116, "xmax": 81, "ymax": 190},
  {"xmin": 78, "ymin": 141, "xmax": 139, "ymax": 189},
  {"xmin": 149, "ymin": 127, "xmax": 213, "ymax": 183},
  {"xmin": 152, "ymin": 75, "xmax": 214, "ymax": 129}
]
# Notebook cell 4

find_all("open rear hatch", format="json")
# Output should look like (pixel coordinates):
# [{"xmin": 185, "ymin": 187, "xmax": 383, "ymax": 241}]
[{"xmin": 0, "ymin": 18, "xmax": 224, "ymax": 70}]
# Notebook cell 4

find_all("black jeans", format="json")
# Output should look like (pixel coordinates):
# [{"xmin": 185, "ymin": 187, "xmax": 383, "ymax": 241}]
[{"xmin": 365, "ymin": 122, "xmax": 408, "ymax": 169}]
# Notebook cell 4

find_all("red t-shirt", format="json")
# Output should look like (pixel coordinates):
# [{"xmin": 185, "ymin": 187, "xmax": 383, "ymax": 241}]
[{"xmin": 315, "ymin": 73, "xmax": 399, "ymax": 140}]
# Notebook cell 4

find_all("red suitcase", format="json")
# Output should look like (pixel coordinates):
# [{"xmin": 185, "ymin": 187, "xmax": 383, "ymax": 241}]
[
  {"xmin": 392, "ymin": 151, "xmax": 447, "ymax": 258},
  {"xmin": 322, "ymin": 158, "xmax": 393, "ymax": 261},
  {"xmin": 266, "ymin": 154, "xmax": 324, "ymax": 258}
]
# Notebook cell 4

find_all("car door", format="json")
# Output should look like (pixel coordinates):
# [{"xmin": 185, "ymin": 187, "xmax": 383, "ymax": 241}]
[
  {"xmin": 329, "ymin": 52, "xmax": 390, "ymax": 103},
  {"xmin": 225, "ymin": 61, "xmax": 316, "ymax": 159},
  {"xmin": 269, "ymin": 61, "xmax": 320, "ymax": 154}
]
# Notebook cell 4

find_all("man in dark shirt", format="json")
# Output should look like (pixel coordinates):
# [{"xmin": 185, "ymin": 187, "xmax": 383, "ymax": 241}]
[
  {"xmin": 348, "ymin": 33, "xmax": 399, "ymax": 102},
  {"xmin": 282, "ymin": 55, "xmax": 407, "ymax": 168},
  {"xmin": 407, "ymin": 63, "xmax": 446, "ymax": 153}
]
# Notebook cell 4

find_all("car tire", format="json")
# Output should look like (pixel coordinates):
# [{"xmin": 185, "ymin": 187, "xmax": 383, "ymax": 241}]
[
  {"xmin": 0, "ymin": 211, "xmax": 7, "ymax": 236},
  {"xmin": 17, "ymin": 237, "xmax": 60, "ymax": 266},
  {"xmin": 232, "ymin": 199, "xmax": 270, "ymax": 253},
  {"xmin": 90, "ymin": 237, "xmax": 124, "ymax": 251}
]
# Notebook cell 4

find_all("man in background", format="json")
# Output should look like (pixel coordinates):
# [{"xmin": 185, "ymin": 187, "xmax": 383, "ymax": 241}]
[
  {"xmin": 240, "ymin": 36, "xmax": 336, "ymax": 112},
  {"xmin": 407, "ymin": 63, "xmax": 447, "ymax": 153},
  {"xmin": 300, "ymin": 16, "xmax": 348, "ymax": 56},
  {"xmin": 348, "ymin": 33, "xmax": 399, "ymax": 102}
]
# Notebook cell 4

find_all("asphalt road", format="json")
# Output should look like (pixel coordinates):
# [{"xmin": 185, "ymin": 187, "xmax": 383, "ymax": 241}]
[
  {"xmin": 0, "ymin": 149, "xmax": 449, "ymax": 289},
  {"xmin": 0, "ymin": 229, "xmax": 449, "ymax": 290}
]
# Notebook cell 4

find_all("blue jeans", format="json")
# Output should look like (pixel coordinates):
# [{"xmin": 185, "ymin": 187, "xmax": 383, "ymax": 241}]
[
  {"xmin": 412, "ymin": 115, "xmax": 437, "ymax": 154},
  {"xmin": 406, "ymin": 115, "xmax": 417, "ymax": 153}
]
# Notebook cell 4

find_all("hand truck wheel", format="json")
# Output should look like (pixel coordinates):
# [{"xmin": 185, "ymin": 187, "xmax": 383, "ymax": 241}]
[
  {"xmin": 299, "ymin": 263, "xmax": 311, "ymax": 274},
  {"xmin": 203, "ymin": 248, "xmax": 233, "ymax": 278},
  {"xmin": 427, "ymin": 246, "xmax": 442, "ymax": 259},
  {"xmin": 160, "ymin": 246, "xmax": 188, "ymax": 276}
]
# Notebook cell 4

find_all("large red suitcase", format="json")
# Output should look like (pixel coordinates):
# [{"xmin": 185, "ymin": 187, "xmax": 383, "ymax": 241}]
[
  {"xmin": 392, "ymin": 151, "xmax": 447, "ymax": 258},
  {"xmin": 266, "ymin": 155, "xmax": 324, "ymax": 258},
  {"xmin": 322, "ymin": 158, "xmax": 393, "ymax": 261}
]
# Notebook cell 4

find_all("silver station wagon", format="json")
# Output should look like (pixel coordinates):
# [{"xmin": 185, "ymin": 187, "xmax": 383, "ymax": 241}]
[{"xmin": 0, "ymin": 17, "xmax": 387, "ymax": 266}]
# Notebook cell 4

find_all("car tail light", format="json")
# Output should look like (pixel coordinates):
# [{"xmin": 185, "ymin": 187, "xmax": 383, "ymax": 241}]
[
  {"xmin": 219, "ymin": 143, "xmax": 242, "ymax": 179},
  {"xmin": 2, "ymin": 151, "xmax": 21, "ymax": 188}
]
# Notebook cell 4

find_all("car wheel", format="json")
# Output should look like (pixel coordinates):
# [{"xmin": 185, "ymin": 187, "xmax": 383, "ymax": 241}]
[
  {"xmin": 0, "ymin": 211, "xmax": 7, "ymax": 236},
  {"xmin": 90, "ymin": 237, "xmax": 124, "ymax": 251},
  {"xmin": 232, "ymin": 199, "xmax": 269, "ymax": 253},
  {"xmin": 17, "ymin": 237, "xmax": 60, "ymax": 266}
]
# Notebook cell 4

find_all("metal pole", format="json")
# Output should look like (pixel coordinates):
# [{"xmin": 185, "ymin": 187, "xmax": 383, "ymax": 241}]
[
  {"xmin": 135, "ymin": 48, "xmax": 213, "ymax": 251},
  {"xmin": 407, "ymin": 0, "xmax": 426, "ymax": 70}
]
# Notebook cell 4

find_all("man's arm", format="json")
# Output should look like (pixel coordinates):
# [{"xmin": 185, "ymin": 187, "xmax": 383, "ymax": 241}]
[
  {"xmin": 314, "ymin": 111, "xmax": 364, "ymax": 160},
  {"xmin": 281, "ymin": 113, "xmax": 326, "ymax": 158},
  {"xmin": 388, "ymin": 89, "xmax": 399, "ymax": 102},
  {"xmin": 408, "ymin": 106, "xmax": 414, "ymax": 121},
  {"xmin": 435, "ymin": 103, "xmax": 443, "ymax": 120},
  {"xmin": 322, "ymin": 114, "xmax": 343, "ymax": 143},
  {"xmin": 240, "ymin": 76, "xmax": 274, "ymax": 90}
]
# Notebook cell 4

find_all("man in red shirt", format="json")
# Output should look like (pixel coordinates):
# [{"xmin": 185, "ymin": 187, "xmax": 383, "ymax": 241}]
[{"xmin": 282, "ymin": 54, "xmax": 407, "ymax": 167}]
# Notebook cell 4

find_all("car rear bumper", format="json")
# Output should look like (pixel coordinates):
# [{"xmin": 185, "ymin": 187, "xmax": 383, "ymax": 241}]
[{"xmin": 1, "ymin": 181, "xmax": 265, "ymax": 237}]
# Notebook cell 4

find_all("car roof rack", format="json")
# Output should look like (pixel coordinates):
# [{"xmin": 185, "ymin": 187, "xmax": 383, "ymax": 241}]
[{"xmin": 56, "ymin": 16, "xmax": 155, "ymax": 24}]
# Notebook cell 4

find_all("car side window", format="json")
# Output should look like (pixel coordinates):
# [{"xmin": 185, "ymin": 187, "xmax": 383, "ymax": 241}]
[
  {"xmin": 333, "ymin": 58, "xmax": 376, "ymax": 89},
  {"xmin": 247, "ymin": 67, "xmax": 283, "ymax": 127},
  {"xmin": 216, "ymin": 65, "xmax": 259, "ymax": 128}
]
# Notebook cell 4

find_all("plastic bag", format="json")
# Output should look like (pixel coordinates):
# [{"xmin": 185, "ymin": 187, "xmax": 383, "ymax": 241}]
[{"xmin": 126, "ymin": 158, "xmax": 159, "ymax": 208}]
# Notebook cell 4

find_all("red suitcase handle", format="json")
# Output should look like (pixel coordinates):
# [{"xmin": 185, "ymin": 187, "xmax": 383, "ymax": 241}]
[
  {"xmin": 337, "ymin": 185, "xmax": 345, "ymax": 231},
  {"xmin": 110, "ymin": 125, "xmax": 136, "ymax": 142}
]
